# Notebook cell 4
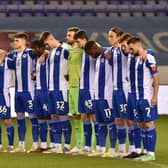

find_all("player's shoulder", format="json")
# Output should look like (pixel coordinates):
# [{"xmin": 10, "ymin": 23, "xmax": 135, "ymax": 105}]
[
  {"xmin": 61, "ymin": 42, "xmax": 71, "ymax": 50},
  {"xmin": 146, "ymin": 53, "xmax": 156, "ymax": 63}
]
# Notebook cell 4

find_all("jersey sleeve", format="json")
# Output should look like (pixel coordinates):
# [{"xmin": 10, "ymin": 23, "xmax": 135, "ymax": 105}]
[{"xmin": 146, "ymin": 54, "xmax": 158, "ymax": 75}]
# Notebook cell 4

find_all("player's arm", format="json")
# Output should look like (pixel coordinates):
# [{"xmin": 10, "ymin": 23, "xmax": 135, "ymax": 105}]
[
  {"xmin": 104, "ymin": 50, "xmax": 111, "ymax": 60},
  {"xmin": 151, "ymin": 73, "xmax": 159, "ymax": 106},
  {"xmin": 0, "ymin": 49, "xmax": 7, "ymax": 64},
  {"xmin": 63, "ymin": 48, "xmax": 69, "ymax": 81}
]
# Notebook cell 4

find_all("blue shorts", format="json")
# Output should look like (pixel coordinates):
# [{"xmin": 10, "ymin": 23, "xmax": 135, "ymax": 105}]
[
  {"xmin": 94, "ymin": 99, "xmax": 114, "ymax": 123},
  {"xmin": 34, "ymin": 90, "xmax": 49, "ymax": 117},
  {"xmin": 15, "ymin": 91, "xmax": 34, "ymax": 113},
  {"xmin": 48, "ymin": 90, "xmax": 68, "ymax": 115},
  {"xmin": 113, "ymin": 89, "xmax": 127, "ymax": 118},
  {"xmin": 0, "ymin": 92, "xmax": 11, "ymax": 119},
  {"xmin": 135, "ymin": 99, "xmax": 158, "ymax": 122},
  {"xmin": 127, "ymin": 92, "xmax": 136, "ymax": 121},
  {"xmin": 78, "ymin": 89, "xmax": 94, "ymax": 114}
]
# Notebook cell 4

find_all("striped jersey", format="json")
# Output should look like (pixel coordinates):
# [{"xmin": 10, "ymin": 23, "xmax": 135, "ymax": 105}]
[
  {"xmin": 80, "ymin": 51, "xmax": 95, "ymax": 91},
  {"xmin": 94, "ymin": 54, "xmax": 113, "ymax": 100},
  {"xmin": 35, "ymin": 57, "xmax": 48, "ymax": 91},
  {"xmin": 109, "ymin": 46, "xmax": 128, "ymax": 90},
  {"xmin": 7, "ymin": 48, "xmax": 35, "ymax": 92},
  {"xmin": 0, "ymin": 58, "xmax": 12, "ymax": 93},
  {"xmin": 135, "ymin": 53, "xmax": 158, "ymax": 100},
  {"xmin": 48, "ymin": 46, "xmax": 69, "ymax": 91}
]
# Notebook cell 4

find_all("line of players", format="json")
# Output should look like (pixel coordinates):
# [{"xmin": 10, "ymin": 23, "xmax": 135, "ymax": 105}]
[{"xmin": 0, "ymin": 27, "xmax": 159, "ymax": 161}]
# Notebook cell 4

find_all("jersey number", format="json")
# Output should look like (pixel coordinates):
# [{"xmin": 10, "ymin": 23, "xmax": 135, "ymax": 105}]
[
  {"xmin": 120, "ymin": 104, "xmax": 127, "ymax": 113},
  {"xmin": 56, "ymin": 101, "xmax": 64, "ymax": 110},
  {"xmin": 0, "ymin": 106, "xmax": 7, "ymax": 114},
  {"xmin": 104, "ymin": 108, "xmax": 112, "ymax": 119}
]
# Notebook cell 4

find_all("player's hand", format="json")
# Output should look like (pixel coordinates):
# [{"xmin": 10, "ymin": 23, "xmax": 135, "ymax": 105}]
[
  {"xmin": 64, "ymin": 74, "xmax": 69, "ymax": 81},
  {"xmin": 151, "ymin": 97, "xmax": 157, "ymax": 106},
  {"xmin": 0, "ymin": 50, "xmax": 7, "ymax": 64},
  {"xmin": 140, "ymin": 51, "xmax": 147, "ymax": 60},
  {"xmin": 31, "ymin": 70, "xmax": 36, "ymax": 81}
]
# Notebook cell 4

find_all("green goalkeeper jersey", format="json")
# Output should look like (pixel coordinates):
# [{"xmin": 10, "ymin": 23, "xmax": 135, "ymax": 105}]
[{"xmin": 68, "ymin": 46, "xmax": 83, "ymax": 87}]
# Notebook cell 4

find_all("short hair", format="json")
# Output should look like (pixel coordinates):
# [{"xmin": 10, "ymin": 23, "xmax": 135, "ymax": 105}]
[
  {"xmin": 39, "ymin": 31, "xmax": 52, "ymax": 43},
  {"xmin": 31, "ymin": 40, "xmax": 44, "ymax": 48},
  {"xmin": 67, "ymin": 27, "xmax": 80, "ymax": 33},
  {"xmin": 13, "ymin": 32, "xmax": 28, "ymax": 40},
  {"xmin": 109, "ymin": 27, "xmax": 124, "ymax": 37},
  {"xmin": 84, "ymin": 41, "xmax": 96, "ymax": 53},
  {"xmin": 127, "ymin": 37, "xmax": 141, "ymax": 45},
  {"xmin": 74, "ymin": 30, "xmax": 88, "ymax": 41},
  {"xmin": 119, "ymin": 33, "xmax": 132, "ymax": 43}
]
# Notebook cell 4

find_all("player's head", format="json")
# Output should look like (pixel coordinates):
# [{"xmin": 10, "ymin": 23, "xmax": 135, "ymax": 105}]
[
  {"xmin": 39, "ymin": 31, "xmax": 58, "ymax": 49},
  {"xmin": 85, "ymin": 41, "xmax": 102, "ymax": 59},
  {"xmin": 66, "ymin": 27, "xmax": 80, "ymax": 45},
  {"xmin": 74, "ymin": 30, "xmax": 88, "ymax": 48},
  {"xmin": 119, "ymin": 33, "xmax": 132, "ymax": 55},
  {"xmin": 127, "ymin": 37, "xmax": 142, "ymax": 56},
  {"xmin": 13, "ymin": 32, "xmax": 28, "ymax": 49},
  {"xmin": 108, "ymin": 27, "xmax": 124, "ymax": 46},
  {"xmin": 31, "ymin": 40, "xmax": 45, "ymax": 57}
]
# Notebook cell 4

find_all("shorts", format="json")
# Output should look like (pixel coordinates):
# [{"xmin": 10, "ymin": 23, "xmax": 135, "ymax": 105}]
[
  {"xmin": 48, "ymin": 90, "xmax": 68, "ymax": 115},
  {"xmin": 135, "ymin": 99, "xmax": 158, "ymax": 122},
  {"xmin": 78, "ymin": 89, "xmax": 94, "ymax": 114},
  {"xmin": 0, "ymin": 92, "xmax": 11, "ymax": 119},
  {"xmin": 68, "ymin": 87, "xmax": 80, "ymax": 115},
  {"xmin": 113, "ymin": 89, "xmax": 127, "ymax": 118},
  {"xmin": 127, "ymin": 92, "xmax": 136, "ymax": 121},
  {"xmin": 15, "ymin": 91, "xmax": 34, "ymax": 113},
  {"xmin": 34, "ymin": 90, "xmax": 49, "ymax": 117},
  {"xmin": 94, "ymin": 99, "xmax": 114, "ymax": 123}
]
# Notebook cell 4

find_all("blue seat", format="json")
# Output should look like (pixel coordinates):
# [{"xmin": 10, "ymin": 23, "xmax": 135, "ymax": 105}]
[
  {"xmin": 32, "ymin": 4, "xmax": 45, "ymax": 16},
  {"xmin": 69, "ymin": 5, "xmax": 82, "ymax": 16},
  {"xmin": 44, "ymin": 4, "xmax": 57, "ymax": 16},
  {"xmin": 19, "ymin": 4, "xmax": 32, "ymax": 16},
  {"xmin": 10, "ymin": 0, "xmax": 24, "ymax": 4},
  {"xmin": 6, "ymin": 4, "xmax": 20, "ymax": 17},
  {"xmin": 34, "ymin": 0, "xmax": 49, "ymax": 4},
  {"xmin": 0, "ymin": 5, "xmax": 7, "ymax": 16},
  {"xmin": 0, "ymin": 0, "xmax": 10, "ymax": 5},
  {"xmin": 132, "ymin": 0, "xmax": 146, "ymax": 4},
  {"xmin": 57, "ymin": 5, "xmax": 70, "ymax": 16},
  {"xmin": 81, "ymin": 5, "xmax": 95, "ymax": 16},
  {"xmin": 155, "ymin": 4, "xmax": 167, "ymax": 16}
]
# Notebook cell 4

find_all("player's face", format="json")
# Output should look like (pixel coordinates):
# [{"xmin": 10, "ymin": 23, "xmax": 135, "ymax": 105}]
[
  {"xmin": 44, "ymin": 34, "xmax": 55, "ymax": 48},
  {"xmin": 108, "ymin": 31, "xmax": 120, "ymax": 46},
  {"xmin": 32, "ymin": 46, "xmax": 44, "ymax": 57},
  {"xmin": 121, "ymin": 41, "xmax": 129, "ymax": 54},
  {"xmin": 87, "ymin": 46, "xmax": 100, "ymax": 59},
  {"xmin": 76, "ymin": 38, "xmax": 86, "ymax": 48},
  {"xmin": 66, "ymin": 31, "xmax": 75, "ymax": 45},
  {"xmin": 128, "ymin": 43, "xmax": 139, "ymax": 56},
  {"xmin": 13, "ymin": 38, "xmax": 26, "ymax": 49}
]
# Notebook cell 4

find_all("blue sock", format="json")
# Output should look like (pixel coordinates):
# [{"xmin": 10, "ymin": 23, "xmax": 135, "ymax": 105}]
[
  {"xmin": 142, "ymin": 128, "xmax": 147, "ymax": 152},
  {"xmin": 116, "ymin": 125, "xmax": 126, "ymax": 145},
  {"xmin": 146, "ymin": 126, "xmax": 157, "ymax": 153},
  {"xmin": 83, "ymin": 120, "xmax": 92, "ymax": 147},
  {"xmin": 59, "ymin": 116, "xmax": 72, "ymax": 145},
  {"xmin": 98, "ymin": 123, "xmax": 108, "ymax": 148},
  {"xmin": 94, "ymin": 121, "xmax": 99, "ymax": 146},
  {"xmin": 6, "ymin": 124, "xmax": 14, "ymax": 146},
  {"xmin": 38, "ymin": 120, "xmax": 48, "ymax": 143},
  {"xmin": 109, "ymin": 122, "xmax": 117, "ymax": 149},
  {"xmin": 29, "ymin": 114, "xmax": 39, "ymax": 143},
  {"xmin": 128, "ymin": 125, "xmax": 135, "ymax": 146},
  {"xmin": 134, "ymin": 126, "xmax": 142, "ymax": 149},
  {"xmin": 0, "ymin": 125, "xmax": 2, "ymax": 145},
  {"xmin": 17, "ymin": 115, "xmax": 26, "ymax": 142},
  {"xmin": 48, "ymin": 118, "xmax": 58, "ymax": 144}
]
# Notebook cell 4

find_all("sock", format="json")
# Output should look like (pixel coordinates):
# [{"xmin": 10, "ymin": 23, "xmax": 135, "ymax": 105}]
[
  {"xmin": 94, "ymin": 121, "xmax": 99, "ymax": 147},
  {"xmin": 29, "ymin": 114, "xmax": 39, "ymax": 145},
  {"xmin": 98, "ymin": 123, "xmax": 108, "ymax": 148},
  {"xmin": 38, "ymin": 120, "xmax": 48, "ymax": 148},
  {"xmin": 74, "ymin": 119, "xmax": 83, "ymax": 149},
  {"xmin": 128, "ymin": 125, "xmax": 135, "ymax": 152},
  {"xmin": 109, "ymin": 122, "xmax": 117, "ymax": 149},
  {"xmin": 59, "ymin": 116, "xmax": 72, "ymax": 145},
  {"xmin": 116, "ymin": 125, "xmax": 126, "ymax": 152},
  {"xmin": 17, "ymin": 115, "xmax": 26, "ymax": 143},
  {"xmin": 0, "ymin": 125, "xmax": 2, "ymax": 145},
  {"xmin": 142, "ymin": 128, "xmax": 148, "ymax": 153},
  {"xmin": 146, "ymin": 126, "xmax": 157, "ymax": 155},
  {"xmin": 134, "ymin": 125, "xmax": 142, "ymax": 152},
  {"xmin": 6, "ymin": 123, "xmax": 14, "ymax": 146},
  {"xmin": 83, "ymin": 120, "xmax": 92, "ymax": 148}
]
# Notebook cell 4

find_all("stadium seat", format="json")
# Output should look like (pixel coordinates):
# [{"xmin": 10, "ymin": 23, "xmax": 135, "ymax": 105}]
[
  {"xmin": 49, "ymin": 0, "xmax": 61, "ymax": 5},
  {"xmin": 85, "ymin": 0, "xmax": 96, "ymax": 5},
  {"xmin": 130, "ymin": 4, "xmax": 143, "ymax": 16},
  {"xmin": 19, "ymin": 4, "xmax": 32, "ymax": 16},
  {"xmin": 6, "ymin": 4, "xmax": 20, "ymax": 17},
  {"xmin": 81, "ymin": 5, "xmax": 95, "ymax": 16},
  {"xmin": 72, "ymin": 0, "xmax": 85, "ymax": 5},
  {"xmin": 0, "ymin": 0, "xmax": 10, "ymax": 5},
  {"xmin": 32, "ymin": 4, "xmax": 45, "ymax": 16},
  {"xmin": 108, "ymin": 0, "xmax": 121, "ymax": 4},
  {"xmin": 118, "ymin": 4, "xmax": 130, "ymax": 16},
  {"xmin": 10, "ymin": 0, "xmax": 24, "ymax": 4},
  {"xmin": 158, "ymin": 0, "xmax": 168, "ymax": 5},
  {"xmin": 142, "ymin": 4, "xmax": 155, "ymax": 16},
  {"xmin": 34, "ymin": 0, "xmax": 49, "ymax": 4},
  {"xmin": 0, "ymin": 5, "xmax": 7, "ymax": 16},
  {"xmin": 94, "ymin": 5, "xmax": 106, "ymax": 17},
  {"xmin": 44, "ymin": 4, "xmax": 57, "ymax": 16},
  {"xmin": 69, "ymin": 5, "xmax": 82, "ymax": 16},
  {"xmin": 57, "ymin": 5, "xmax": 70, "ymax": 16},
  {"xmin": 106, "ymin": 4, "xmax": 119, "ymax": 16},
  {"xmin": 155, "ymin": 4, "xmax": 168, "ymax": 16},
  {"xmin": 96, "ymin": 0, "xmax": 109, "ymax": 6},
  {"xmin": 120, "ymin": 0, "xmax": 133, "ymax": 4},
  {"xmin": 132, "ymin": 0, "xmax": 146, "ymax": 4}
]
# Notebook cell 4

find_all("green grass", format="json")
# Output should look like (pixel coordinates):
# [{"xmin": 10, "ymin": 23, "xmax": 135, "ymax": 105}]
[{"xmin": 0, "ymin": 115, "xmax": 168, "ymax": 168}]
